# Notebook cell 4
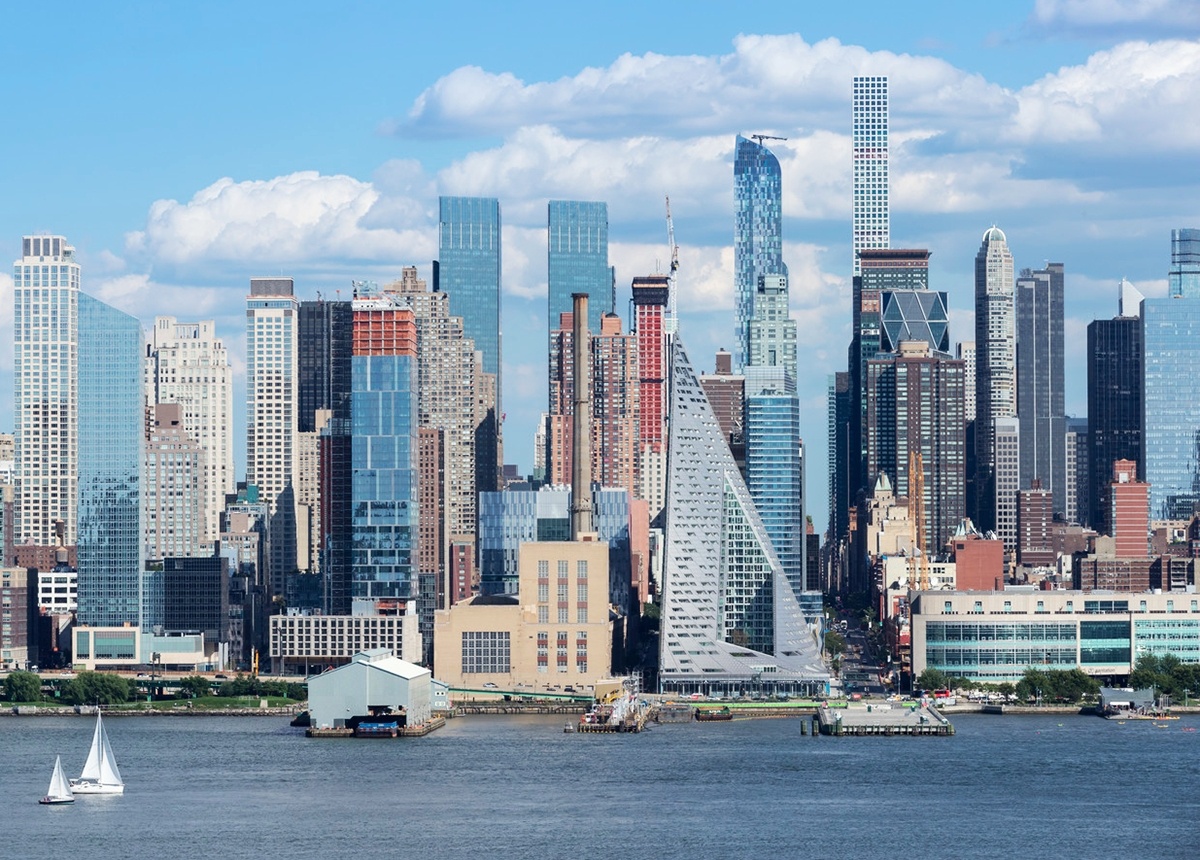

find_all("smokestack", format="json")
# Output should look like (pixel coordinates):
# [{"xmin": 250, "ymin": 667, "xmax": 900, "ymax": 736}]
[{"xmin": 570, "ymin": 292, "xmax": 593, "ymax": 539}]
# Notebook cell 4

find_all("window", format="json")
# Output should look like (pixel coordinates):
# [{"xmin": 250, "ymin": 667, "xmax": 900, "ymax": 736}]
[{"xmin": 461, "ymin": 631, "xmax": 511, "ymax": 674}]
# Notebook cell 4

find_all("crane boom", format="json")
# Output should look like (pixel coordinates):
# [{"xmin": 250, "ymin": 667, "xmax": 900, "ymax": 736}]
[
  {"xmin": 665, "ymin": 196, "xmax": 679, "ymax": 332},
  {"xmin": 908, "ymin": 449, "xmax": 930, "ymax": 591},
  {"xmin": 750, "ymin": 133, "xmax": 788, "ymax": 145}
]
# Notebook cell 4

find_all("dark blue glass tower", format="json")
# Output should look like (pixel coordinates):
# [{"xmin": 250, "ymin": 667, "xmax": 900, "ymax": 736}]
[
  {"xmin": 547, "ymin": 200, "xmax": 611, "ymax": 338},
  {"xmin": 438, "ymin": 196, "xmax": 501, "ymax": 377},
  {"xmin": 734, "ymin": 135, "xmax": 785, "ymax": 371}
]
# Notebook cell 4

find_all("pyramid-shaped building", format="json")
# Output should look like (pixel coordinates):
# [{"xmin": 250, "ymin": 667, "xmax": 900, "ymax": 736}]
[{"xmin": 658, "ymin": 338, "xmax": 828, "ymax": 695}]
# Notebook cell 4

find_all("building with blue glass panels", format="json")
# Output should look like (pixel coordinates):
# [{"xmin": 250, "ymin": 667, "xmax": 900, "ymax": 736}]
[
  {"xmin": 745, "ymin": 388, "xmax": 804, "ymax": 602},
  {"xmin": 1169, "ymin": 228, "xmax": 1200, "ymax": 298},
  {"xmin": 734, "ymin": 136, "xmax": 786, "ymax": 371},
  {"xmin": 547, "ymin": 200, "xmax": 611, "ymax": 340},
  {"xmin": 1142, "ymin": 293, "xmax": 1200, "ymax": 519},
  {"xmin": 76, "ymin": 293, "xmax": 145, "ymax": 628},
  {"xmin": 437, "ymin": 196, "xmax": 501, "ymax": 378},
  {"xmin": 477, "ymin": 485, "xmax": 631, "ymax": 607},
  {"xmin": 350, "ymin": 292, "xmax": 419, "ymax": 608}
]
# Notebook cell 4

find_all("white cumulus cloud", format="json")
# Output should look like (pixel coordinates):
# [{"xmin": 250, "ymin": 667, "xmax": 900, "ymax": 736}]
[{"xmin": 125, "ymin": 171, "xmax": 435, "ymax": 272}]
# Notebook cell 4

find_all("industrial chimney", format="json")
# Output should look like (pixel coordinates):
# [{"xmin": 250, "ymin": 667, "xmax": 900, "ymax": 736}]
[{"xmin": 570, "ymin": 292, "xmax": 593, "ymax": 539}]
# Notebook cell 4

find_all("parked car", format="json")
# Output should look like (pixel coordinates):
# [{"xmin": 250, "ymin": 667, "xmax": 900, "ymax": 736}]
[{"xmin": 483, "ymin": 682, "xmax": 498, "ymax": 689}]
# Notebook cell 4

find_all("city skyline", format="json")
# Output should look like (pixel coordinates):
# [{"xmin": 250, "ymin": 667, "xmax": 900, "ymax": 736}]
[{"xmin": 3, "ymin": 3, "xmax": 1200, "ymax": 535}]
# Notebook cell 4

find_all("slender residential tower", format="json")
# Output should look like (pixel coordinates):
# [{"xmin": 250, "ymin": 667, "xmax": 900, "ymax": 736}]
[
  {"xmin": 734, "ymin": 135, "xmax": 786, "ymax": 371},
  {"xmin": 14, "ymin": 236, "xmax": 81, "ymax": 547},
  {"xmin": 973, "ymin": 227, "xmax": 1016, "ymax": 534},
  {"xmin": 852, "ymin": 76, "xmax": 889, "ymax": 276}
]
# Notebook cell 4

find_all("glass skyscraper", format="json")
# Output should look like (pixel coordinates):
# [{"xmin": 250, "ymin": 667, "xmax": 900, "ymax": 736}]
[
  {"xmin": 438, "ymin": 196, "xmax": 501, "ymax": 378},
  {"xmin": 76, "ymin": 293, "xmax": 145, "ymax": 628},
  {"xmin": 1144, "ymin": 229, "xmax": 1200, "ymax": 518},
  {"xmin": 734, "ymin": 136, "xmax": 785, "ymax": 371},
  {"xmin": 1016, "ymin": 264, "xmax": 1066, "ymax": 516},
  {"xmin": 350, "ymin": 290, "xmax": 419, "ymax": 607},
  {"xmin": 852, "ymin": 76, "xmax": 889, "ymax": 276},
  {"xmin": 745, "ymin": 390, "xmax": 804, "ymax": 601},
  {"xmin": 547, "ymin": 200, "xmax": 611, "ymax": 339},
  {"xmin": 1169, "ymin": 228, "xmax": 1200, "ymax": 298},
  {"xmin": 1087, "ymin": 301, "xmax": 1142, "ymax": 532}
]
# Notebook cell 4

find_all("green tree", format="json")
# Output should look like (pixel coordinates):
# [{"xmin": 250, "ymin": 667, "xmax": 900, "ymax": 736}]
[
  {"xmin": 824, "ymin": 631, "xmax": 847, "ymax": 659},
  {"xmin": 3, "ymin": 670, "xmax": 43, "ymax": 703},
  {"xmin": 63, "ymin": 671, "xmax": 131, "ymax": 705},
  {"xmin": 916, "ymin": 668, "xmax": 951, "ymax": 692},
  {"xmin": 178, "ymin": 675, "xmax": 211, "ymax": 699}
]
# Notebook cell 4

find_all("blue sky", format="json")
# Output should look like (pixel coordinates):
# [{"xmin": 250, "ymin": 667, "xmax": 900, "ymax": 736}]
[{"xmin": 3, "ymin": 0, "xmax": 1199, "ymax": 534}]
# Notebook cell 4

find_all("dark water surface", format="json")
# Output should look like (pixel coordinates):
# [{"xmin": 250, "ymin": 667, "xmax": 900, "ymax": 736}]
[{"xmin": 4, "ymin": 712, "xmax": 1198, "ymax": 858}]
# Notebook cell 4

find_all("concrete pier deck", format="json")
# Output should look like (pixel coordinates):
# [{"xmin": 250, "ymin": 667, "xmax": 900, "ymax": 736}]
[{"xmin": 816, "ymin": 703, "xmax": 954, "ymax": 736}]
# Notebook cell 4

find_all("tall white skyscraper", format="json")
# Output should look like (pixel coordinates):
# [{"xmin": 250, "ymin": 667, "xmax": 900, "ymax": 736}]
[
  {"xmin": 852, "ymin": 76, "xmax": 889, "ymax": 276},
  {"xmin": 974, "ymin": 226, "xmax": 1016, "ymax": 533},
  {"xmin": 146, "ymin": 317, "xmax": 234, "ymax": 546},
  {"xmin": 246, "ymin": 278, "xmax": 299, "ymax": 513},
  {"xmin": 14, "ymin": 236, "xmax": 81, "ymax": 546}
]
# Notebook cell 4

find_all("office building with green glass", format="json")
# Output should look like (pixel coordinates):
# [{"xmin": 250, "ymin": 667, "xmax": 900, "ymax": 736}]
[{"xmin": 912, "ymin": 590, "xmax": 1200, "ymax": 683}]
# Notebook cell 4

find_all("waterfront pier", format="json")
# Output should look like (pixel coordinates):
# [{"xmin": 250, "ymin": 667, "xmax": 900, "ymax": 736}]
[{"xmin": 817, "ymin": 703, "xmax": 954, "ymax": 736}]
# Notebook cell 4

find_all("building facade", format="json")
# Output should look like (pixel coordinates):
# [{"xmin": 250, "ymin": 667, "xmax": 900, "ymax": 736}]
[
  {"xmin": 1016, "ymin": 264, "xmax": 1067, "ymax": 515},
  {"xmin": 658, "ymin": 338, "xmax": 825, "ymax": 694},
  {"xmin": 864, "ymin": 342, "xmax": 966, "ymax": 554},
  {"xmin": 143, "ymin": 403, "xmax": 206, "ymax": 561},
  {"xmin": 631, "ymin": 275, "xmax": 669, "ymax": 515},
  {"xmin": 1087, "ymin": 307, "xmax": 1142, "ymax": 532},
  {"xmin": 146, "ymin": 317, "xmax": 234, "ymax": 546},
  {"xmin": 547, "ymin": 200, "xmax": 610, "ymax": 341},
  {"xmin": 76, "ymin": 293, "xmax": 145, "ymax": 628},
  {"xmin": 973, "ymin": 227, "xmax": 1016, "ymax": 533},
  {"xmin": 438, "ymin": 196, "xmax": 501, "ymax": 378},
  {"xmin": 14, "ymin": 236, "xmax": 81, "ymax": 547},
  {"xmin": 852, "ymin": 76, "xmax": 889, "ymax": 276},
  {"xmin": 349, "ymin": 289, "xmax": 419, "ymax": 608},
  {"xmin": 912, "ymin": 590, "xmax": 1200, "ymax": 683},
  {"xmin": 734, "ymin": 135, "xmax": 786, "ymax": 370}
]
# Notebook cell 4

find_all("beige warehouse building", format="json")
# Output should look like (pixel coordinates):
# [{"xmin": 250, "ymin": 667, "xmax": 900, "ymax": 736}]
[{"xmin": 434, "ymin": 539, "xmax": 612, "ymax": 690}]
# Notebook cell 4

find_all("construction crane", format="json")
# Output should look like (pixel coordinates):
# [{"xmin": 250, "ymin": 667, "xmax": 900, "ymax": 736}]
[
  {"xmin": 908, "ymin": 449, "xmax": 930, "ymax": 591},
  {"xmin": 751, "ymin": 134, "xmax": 788, "ymax": 145},
  {"xmin": 665, "ymin": 196, "xmax": 680, "ymax": 331}
]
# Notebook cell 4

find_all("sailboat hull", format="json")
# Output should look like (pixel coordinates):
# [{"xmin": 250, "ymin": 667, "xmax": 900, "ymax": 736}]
[
  {"xmin": 69, "ymin": 781, "xmax": 124, "ymax": 795},
  {"xmin": 39, "ymin": 796, "xmax": 75, "ymax": 805}
]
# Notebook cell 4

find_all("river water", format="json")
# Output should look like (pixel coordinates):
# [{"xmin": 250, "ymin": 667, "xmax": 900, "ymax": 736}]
[{"xmin": 4, "ymin": 712, "xmax": 1198, "ymax": 858}]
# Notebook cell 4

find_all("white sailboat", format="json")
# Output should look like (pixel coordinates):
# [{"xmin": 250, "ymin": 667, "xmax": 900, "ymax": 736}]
[
  {"xmin": 71, "ymin": 711, "xmax": 124, "ymax": 795},
  {"xmin": 39, "ymin": 755, "xmax": 75, "ymax": 805}
]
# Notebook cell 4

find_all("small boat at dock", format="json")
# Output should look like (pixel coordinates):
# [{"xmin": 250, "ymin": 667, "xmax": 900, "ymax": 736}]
[{"xmin": 695, "ymin": 706, "xmax": 733, "ymax": 722}]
